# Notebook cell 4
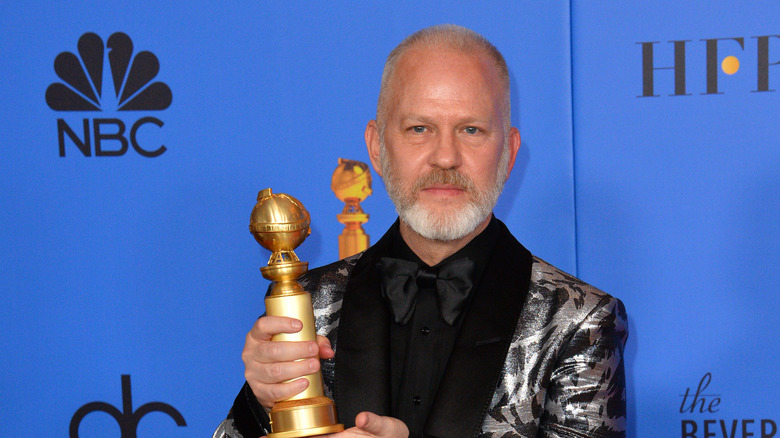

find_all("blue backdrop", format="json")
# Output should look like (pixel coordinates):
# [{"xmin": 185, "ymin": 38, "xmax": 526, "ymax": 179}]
[{"xmin": 1, "ymin": 1, "xmax": 777, "ymax": 437}]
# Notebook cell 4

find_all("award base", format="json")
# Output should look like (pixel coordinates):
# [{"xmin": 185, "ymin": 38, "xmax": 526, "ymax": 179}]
[{"xmin": 268, "ymin": 397, "xmax": 345, "ymax": 438}]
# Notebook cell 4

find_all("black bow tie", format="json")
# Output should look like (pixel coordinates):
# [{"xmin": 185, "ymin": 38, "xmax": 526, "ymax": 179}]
[{"xmin": 377, "ymin": 257, "xmax": 475, "ymax": 326}]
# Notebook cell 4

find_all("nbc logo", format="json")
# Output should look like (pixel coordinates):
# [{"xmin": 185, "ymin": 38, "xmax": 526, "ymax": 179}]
[{"xmin": 47, "ymin": 32, "xmax": 171, "ymax": 157}]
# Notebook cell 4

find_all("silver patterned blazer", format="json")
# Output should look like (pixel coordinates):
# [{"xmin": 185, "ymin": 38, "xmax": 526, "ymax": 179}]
[{"xmin": 214, "ymin": 219, "xmax": 627, "ymax": 438}]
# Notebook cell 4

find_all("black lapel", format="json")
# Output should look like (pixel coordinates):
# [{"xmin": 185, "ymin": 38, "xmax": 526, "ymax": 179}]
[
  {"xmin": 334, "ymin": 227, "xmax": 395, "ymax": 427},
  {"xmin": 424, "ymin": 221, "xmax": 533, "ymax": 437}
]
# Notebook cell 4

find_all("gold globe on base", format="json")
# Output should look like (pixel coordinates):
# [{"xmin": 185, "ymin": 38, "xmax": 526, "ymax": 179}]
[
  {"xmin": 331, "ymin": 158, "xmax": 372, "ymax": 259},
  {"xmin": 249, "ymin": 188, "xmax": 344, "ymax": 438}
]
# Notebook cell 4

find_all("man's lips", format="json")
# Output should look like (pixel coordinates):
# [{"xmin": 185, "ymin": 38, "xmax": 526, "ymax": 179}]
[{"xmin": 419, "ymin": 184, "xmax": 467, "ymax": 198}]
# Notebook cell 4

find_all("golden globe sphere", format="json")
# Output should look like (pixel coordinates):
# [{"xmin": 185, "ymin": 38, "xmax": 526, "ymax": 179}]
[
  {"xmin": 249, "ymin": 188, "xmax": 310, "ymax": 256},
  {"xmin": 331, "ymin": 158, "xmax": 372, "ymax": 203}
]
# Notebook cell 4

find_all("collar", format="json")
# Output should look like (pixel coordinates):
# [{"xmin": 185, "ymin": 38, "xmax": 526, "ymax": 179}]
[{"xmin": 388, "ymin": 215, "xmax": 501, "ymax": 287}]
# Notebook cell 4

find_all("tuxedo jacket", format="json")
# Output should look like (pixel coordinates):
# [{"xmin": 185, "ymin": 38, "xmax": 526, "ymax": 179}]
[{"xmin": 215, "ymin": 220, "xmax": 628, "ymax": 437}]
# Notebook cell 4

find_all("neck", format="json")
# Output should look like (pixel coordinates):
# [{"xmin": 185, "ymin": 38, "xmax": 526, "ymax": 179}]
[{"xmin": 399, "ymin": 215, "xmax": 491, "ymax": 266}]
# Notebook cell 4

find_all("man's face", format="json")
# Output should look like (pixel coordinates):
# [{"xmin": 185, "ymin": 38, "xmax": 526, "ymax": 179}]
[{"xmin": 367, "ymin": 46, "xmax": 520, "ymax": 241}]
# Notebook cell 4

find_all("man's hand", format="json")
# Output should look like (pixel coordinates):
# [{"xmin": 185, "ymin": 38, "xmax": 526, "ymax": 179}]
[
  {"xmin": 242, "ymin": 315, "xmax": 334, "ymax": 409},
  {"xmin": 324, "ymin": 412, "xmax": 409, "ymax": 438}
]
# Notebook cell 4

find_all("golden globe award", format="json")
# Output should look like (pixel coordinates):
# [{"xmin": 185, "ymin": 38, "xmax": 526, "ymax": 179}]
[
  {"xmin": 331, "ymin": 158, "xmax": 372, "ymax": 259},
  {"xmin": 249, "ymin": 188, "xmax": 344, "ymax": 437}
]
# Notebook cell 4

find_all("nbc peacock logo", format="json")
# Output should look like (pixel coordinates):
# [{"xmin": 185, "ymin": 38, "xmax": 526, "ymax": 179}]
[{"xmin": 47, "ymin": 32, "xmax": 171, "ymax": 157}]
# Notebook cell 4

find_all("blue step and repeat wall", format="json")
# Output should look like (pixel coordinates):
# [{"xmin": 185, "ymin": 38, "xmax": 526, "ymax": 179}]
[{"xmin": 1, "ymin": 2, "xmax": 777, "ymax": 437}]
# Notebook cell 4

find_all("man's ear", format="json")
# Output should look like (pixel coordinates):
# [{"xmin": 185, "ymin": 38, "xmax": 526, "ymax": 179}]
[
  {"xmin": 365, "ymin": 120, "xmax": 383, "ymax": 177},
  {"xmin": 504, "ymin": 127, "xmax": 521, "ymax": 179}
]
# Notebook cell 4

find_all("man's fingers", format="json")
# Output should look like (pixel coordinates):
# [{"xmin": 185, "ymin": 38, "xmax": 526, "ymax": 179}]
[
  {"xmin": 317, "ymin": 335, "xmax": 335, "ymax": 359},
  {"xmin": 254, "ymin": 339, "xmax": 319, "ymax": 362},
  {"xmin": 354, "ymin": 412, "xmax": 407, "ymax": 436},
  {"xmin": 250, "ymin": 378, "xmax": 309, "ymax": 409},
  {"xmin": 242, "ymin": 316, "xmax": 328, "ymax": 411},
  {"xmin": 242, "ymin": 340, "xmax": 319, "ymax": 374},
  {"xmin": 319, "ymin": 413, "xmax": 408, "ymax": 437},
  {"xmin": 354, "ymin": 411, "xmax": 379, "ymax": 432},
  {"xmin": 250, "ymin": 316, "xmax": 303, "ymax": 341},
  {"xmin": 249, "ymin": 357, "xmax": 321, "ymax": 384}
]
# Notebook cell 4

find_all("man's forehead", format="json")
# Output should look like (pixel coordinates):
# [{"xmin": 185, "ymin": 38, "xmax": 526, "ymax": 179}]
[
  {"xmin": 401, "ymin": 48, "xmax": 499, "ymax": 91},
  {"xmin": 389, "ymin": 47, "xmax": 502, "ymax": 108}
]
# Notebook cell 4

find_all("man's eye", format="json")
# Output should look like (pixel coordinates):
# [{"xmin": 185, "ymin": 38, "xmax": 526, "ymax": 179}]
[
  {"xmin": 411, "ymin": 126, "xmax": 426, "ymax": 133},
  {"xmin": 464, "ymin": 127, "xmax": 479, "ymax": 134}
]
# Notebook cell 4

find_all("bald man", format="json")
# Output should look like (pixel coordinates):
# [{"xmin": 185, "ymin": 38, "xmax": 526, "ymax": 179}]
[{"xmin": 215, "ymin": 24, "xmax": 627, "ymax": 438}]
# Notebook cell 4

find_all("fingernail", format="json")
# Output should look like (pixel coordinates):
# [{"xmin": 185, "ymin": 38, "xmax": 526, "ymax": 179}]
[
  {"xmin": 291, "ymin": 320, "xmax": 302, "ymax": 330},
  {"xmin": 309, "ymin": 343, "xmax": 317, "ymax": 355},
  {"xmin": 309, "ymin": 359, "xmax": 319, "ymax": 371}
]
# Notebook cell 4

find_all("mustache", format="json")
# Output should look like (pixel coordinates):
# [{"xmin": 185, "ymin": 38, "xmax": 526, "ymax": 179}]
[{"xmin": 412, "ymin": 168, "xmax": 475, "ymax": 193}]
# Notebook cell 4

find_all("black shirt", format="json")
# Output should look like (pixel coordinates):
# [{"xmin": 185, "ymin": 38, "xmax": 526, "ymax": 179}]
[{"xmin": 384, "ymin": 216, "xmax": 500, "ymax": 435}]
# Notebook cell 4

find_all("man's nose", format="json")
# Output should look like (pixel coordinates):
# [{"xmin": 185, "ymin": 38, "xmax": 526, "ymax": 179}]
[{"xmin": 428, "ymin": 131, "xmax": 462, "ymax": 169}]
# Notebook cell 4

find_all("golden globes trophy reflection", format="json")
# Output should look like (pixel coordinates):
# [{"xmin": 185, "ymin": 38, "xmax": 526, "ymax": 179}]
[
  {"xmin": 249, "ymin": 188, "xmax": 344, "ymax": 437},
  {"xmin": 331, "ymin": 158, "xmax": 372, "ymax": 259}
]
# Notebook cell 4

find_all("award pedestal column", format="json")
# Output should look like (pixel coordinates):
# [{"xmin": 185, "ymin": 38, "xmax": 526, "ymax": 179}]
[{"xmin": 337, "ymin": 210, "xmax": 369, "ymax": 260}]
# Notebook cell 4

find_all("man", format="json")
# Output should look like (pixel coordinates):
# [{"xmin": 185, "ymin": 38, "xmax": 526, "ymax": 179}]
[{"xmin": 215, "ymin": 24, "xmax": 627, "ymax": 438}]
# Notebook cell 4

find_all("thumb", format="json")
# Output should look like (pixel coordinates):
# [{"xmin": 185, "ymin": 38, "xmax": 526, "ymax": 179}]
[
  {"xmin": 354, "ymin": 411, "xmax": 408, "ymax": 437},
  {"xmin": 354, "ymin": 411, "xmax": 384, "ymax": 434}
]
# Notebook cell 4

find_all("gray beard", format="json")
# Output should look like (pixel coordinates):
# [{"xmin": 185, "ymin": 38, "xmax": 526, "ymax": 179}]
[{"xmin": 380, "ymin": 144, "xmax": 509, "ymax": 241}]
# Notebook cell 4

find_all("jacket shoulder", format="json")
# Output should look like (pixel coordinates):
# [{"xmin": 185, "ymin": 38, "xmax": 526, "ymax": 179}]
[
  {"xmin": 530, "ymin": 256, "xmax": 627, "ymax": 326},
  {"xmin": 300, "ymin": 253, "xmax": 360, "ymax": 300},
  {"xmin": 482, "ymin": 256, "xmax": 628, "ymax": 436}
]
